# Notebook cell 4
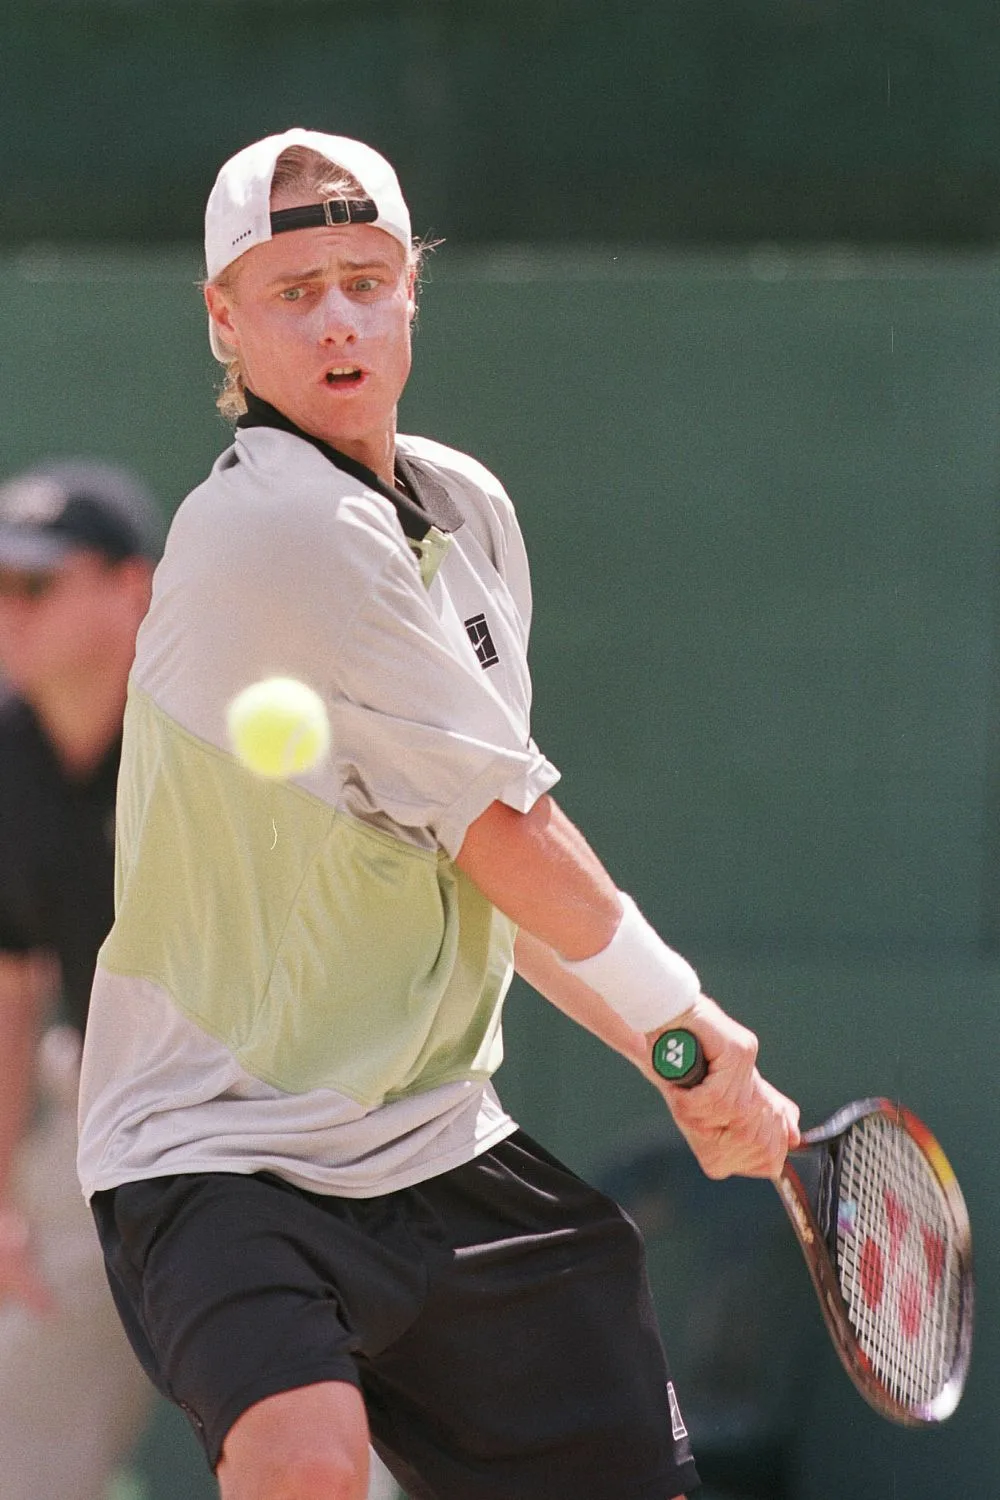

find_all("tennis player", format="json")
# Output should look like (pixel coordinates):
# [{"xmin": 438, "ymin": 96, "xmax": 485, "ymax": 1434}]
[{"xmin": 78, "ymin": 128, "xmax": 800, "ymax": 1500}]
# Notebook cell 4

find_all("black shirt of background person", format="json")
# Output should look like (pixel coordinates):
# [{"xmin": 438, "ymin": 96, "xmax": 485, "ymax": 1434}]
[{"xmin": 0, "ymin": 692, "xmax": 119, "ymax": 1035}]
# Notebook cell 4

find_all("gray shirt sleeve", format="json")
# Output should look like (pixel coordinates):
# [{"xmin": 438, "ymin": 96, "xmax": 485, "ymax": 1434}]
[{"xmin": 330, "ymin": 537, "xmax": 558, "ymax": 857}]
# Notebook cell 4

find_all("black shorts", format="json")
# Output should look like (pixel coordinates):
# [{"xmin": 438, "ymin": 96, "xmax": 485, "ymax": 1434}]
[{"xmin": 92, "ymin": 1130, "xmax": 700, "ymax": 1500}]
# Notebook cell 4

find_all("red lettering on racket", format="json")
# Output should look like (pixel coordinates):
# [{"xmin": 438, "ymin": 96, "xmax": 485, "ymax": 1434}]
[
  {"xmin": 920, "ymin": 1225, "xmax": 945, "ymax": 1297},
  {"xmin": 860, "ymin": 1236, "xmax": 885, "ymax": 1309},
  {"xmin": 899, "ymin": 1273, "xmax": 923, "ymax": 1340},
  {"xmin": 884, "ymin": 1188, "xmax": 910, "ymax": 1270}
]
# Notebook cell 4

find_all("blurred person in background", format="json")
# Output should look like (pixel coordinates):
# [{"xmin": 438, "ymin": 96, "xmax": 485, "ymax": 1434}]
[{"xmin": 0, "ymin": 460, "xmax": 164, "ymax": 1500}]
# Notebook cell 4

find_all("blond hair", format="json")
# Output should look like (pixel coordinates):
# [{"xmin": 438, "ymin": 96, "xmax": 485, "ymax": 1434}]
[{"xmin": 209, "ymin": 145, "xmax": 423, "ymax": 422}]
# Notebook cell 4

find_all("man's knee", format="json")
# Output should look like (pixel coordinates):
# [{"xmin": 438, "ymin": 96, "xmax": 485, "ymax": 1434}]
[
  {"xmin": 256, "ymin": 1451, "xmax": 368, "ymax": 1500},
  {"xmin": 220, "ymin": 1439, "xmax": 369, "ymax": 1500},
  {"xmin": 217, "ymin": 1380, "xmax": 370, "ymax": 1500}
]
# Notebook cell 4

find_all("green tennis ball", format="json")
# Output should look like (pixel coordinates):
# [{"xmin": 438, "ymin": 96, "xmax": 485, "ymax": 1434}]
[{"xmin": 227, "ymin": 677, "xmax": 330, "ymax": 779}]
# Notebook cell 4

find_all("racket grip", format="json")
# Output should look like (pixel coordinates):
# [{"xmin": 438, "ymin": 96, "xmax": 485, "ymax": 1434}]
[{"xmin": 651, "ymin": 1028, "xmax": 708, "ymax": 1087}]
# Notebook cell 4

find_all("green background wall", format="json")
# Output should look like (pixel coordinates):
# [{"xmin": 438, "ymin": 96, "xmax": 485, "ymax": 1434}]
[
  {"xmin": 2, "ymin": 247, "xmax": 996, "ymax": 1497},
  {"xmin": 4, "ymin": 3, "xmax": 998, "ymax": 1495},
  {"xmin": 4, "ymin": 0, "xmax": 1000, "ymax": 246}
]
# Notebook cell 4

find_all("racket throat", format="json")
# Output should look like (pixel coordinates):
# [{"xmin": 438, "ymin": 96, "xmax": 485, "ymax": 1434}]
[{"xmin": 789, "ymin": 1145, "xmax": 837, "ymax": 1247}]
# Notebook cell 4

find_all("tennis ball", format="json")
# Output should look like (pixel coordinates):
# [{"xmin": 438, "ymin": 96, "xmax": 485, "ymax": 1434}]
[{"xmin": 226, "ymin": 677, "xmax": 330, "ymax": 779}]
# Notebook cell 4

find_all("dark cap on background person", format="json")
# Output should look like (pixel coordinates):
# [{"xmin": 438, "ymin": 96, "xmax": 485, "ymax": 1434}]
[{"xmin": 0, "ymin": 460, "xmax": 165, "ymax": 572}]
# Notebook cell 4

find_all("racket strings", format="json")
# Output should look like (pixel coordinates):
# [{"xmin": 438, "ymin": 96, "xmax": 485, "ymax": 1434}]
[{"xmin": 835, "ymin": 1115, "xmax": 962, "ymax": 1409}]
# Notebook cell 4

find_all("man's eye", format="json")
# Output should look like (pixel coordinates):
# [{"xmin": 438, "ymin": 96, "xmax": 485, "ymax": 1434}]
[
  {"xmin": 280, "ymin": 287, "xmax": 305, "ymax": 302},
  {"xmin": 353, "ymin": 277, "xmax": 378, "ymax": 292}
]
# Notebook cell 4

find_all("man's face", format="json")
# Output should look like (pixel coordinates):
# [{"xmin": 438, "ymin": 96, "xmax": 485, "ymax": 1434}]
[
  {"xmin": 205, "ymin": 202, "xmax": 416, "ymax": 469},
  {"xmin": 0, "ymin": 551, "xmax": 134, "ymax": 694}
]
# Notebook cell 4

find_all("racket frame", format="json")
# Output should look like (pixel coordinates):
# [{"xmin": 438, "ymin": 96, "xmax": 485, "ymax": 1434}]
[{"xmin": 777, "ymin": 1096, "xmax": 974, "ymax": 1426}]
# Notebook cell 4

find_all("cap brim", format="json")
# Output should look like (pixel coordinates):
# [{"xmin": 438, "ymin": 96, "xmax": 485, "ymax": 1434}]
[{"xmin": 0, "ymin": 528, "xmax": 73, "ymax": 570}]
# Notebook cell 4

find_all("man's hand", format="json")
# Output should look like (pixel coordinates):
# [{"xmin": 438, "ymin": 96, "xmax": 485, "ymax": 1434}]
[
  {"xmin": 645, "ymin": 995, "xmax": 800, "ymax": 1180},
  {"xmin": 0, "ymin": 1203, "xmax": 54, "ymax": 1314}
]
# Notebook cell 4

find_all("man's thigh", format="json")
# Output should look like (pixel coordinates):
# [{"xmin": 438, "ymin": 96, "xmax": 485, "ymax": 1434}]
[
  {"xmin": 363, "ymin": 1131, "xmax": 700, "ymax": 1500},
  {"xmin": 93, "ymin": 1170, "xmax": 400, "ymax": 1471}
]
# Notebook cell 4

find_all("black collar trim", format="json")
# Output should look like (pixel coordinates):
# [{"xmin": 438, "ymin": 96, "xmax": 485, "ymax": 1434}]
[{"xmin": 236, "ymin": 391, "xmax": 463, "ymax": 540}]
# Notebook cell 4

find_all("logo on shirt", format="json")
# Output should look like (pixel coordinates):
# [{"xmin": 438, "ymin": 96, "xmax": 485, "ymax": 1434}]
[
  {"xmin": 464, "ymin": 613, "xmax": 499, "ymax": 669},
  {"xmin": 667, "ymin": 1382, "xmax": 688, "ymax": 1441}
]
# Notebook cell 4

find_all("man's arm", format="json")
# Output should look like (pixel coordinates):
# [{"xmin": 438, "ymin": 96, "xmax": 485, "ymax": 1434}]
[
  {"xmin": 513, "ymin": 929, "xmax": 648, "ymax": 1066},
  {"xmin": 456, "ymin": 794, "xmax": 622, "ymax": 957},
  {"xmin": 0, "ymin": 951, "xmax": 57, "ymax": 1311},
  {"xmin": 458, "ymin": 795, "xmax": 799, "ymax": 1179}
]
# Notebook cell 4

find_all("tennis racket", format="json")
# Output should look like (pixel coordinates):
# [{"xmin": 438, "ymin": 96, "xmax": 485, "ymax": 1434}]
[{"xmin": 652, "ymin": 1028, "xmax": 974, "ymax": 1426}]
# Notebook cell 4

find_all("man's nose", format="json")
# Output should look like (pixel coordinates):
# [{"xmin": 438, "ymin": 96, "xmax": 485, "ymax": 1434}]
[{"xmin": 317, "ymin": 288, "xmax": 358, "ymax": 345}]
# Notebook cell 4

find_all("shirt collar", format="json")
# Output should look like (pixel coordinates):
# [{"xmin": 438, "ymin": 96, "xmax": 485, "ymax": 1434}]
[{"xmin": 236, "ymin": 390, "xmax": 463, "ymax": 540}]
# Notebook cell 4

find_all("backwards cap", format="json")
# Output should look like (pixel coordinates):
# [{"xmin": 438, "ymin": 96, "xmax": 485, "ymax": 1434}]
[{"xmin": 204, "ymin": 128, "xmax": 411, "ymax": 361}]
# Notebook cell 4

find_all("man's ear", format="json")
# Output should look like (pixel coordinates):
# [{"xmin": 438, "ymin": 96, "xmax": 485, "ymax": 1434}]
[{"xmin": 205, "ymin": 282, "xmax": 239, "ymax": 354}]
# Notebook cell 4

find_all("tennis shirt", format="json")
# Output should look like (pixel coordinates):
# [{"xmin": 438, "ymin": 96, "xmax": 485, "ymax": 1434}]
[
  {"xmin": 77, "ymin": 396, "xmax": 560, "ymax": 1201},
  {"xmin": 0, "ymin": 692, "xmax": 120, "ymax": 1034}
]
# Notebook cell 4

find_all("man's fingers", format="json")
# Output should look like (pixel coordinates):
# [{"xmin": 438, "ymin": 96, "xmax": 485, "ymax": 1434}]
[
  {"xmin": 757, "ymin": 1076, "xmax": 801, "ymax": 1149},
  {"xmin": 671, "ymin": 1073, "xmax": 798, "ymax": 1180},
  {"xmin": 666, "ymin": 1064, "xmax": 765, "ymax": 1128},
  {"xmin": 686, "ymin": 1127, "xmax": 786, "ymax": 1181}
]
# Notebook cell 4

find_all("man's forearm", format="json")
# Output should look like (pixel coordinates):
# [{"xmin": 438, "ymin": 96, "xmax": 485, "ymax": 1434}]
[
  {"xmin": 513, "ymin": 930, "xmax": 648, "ymax": 1066},
  {"xmin": 457, "ymin": 794, "xmax": 699, "ymax": 1032},
  {"xmin": 456, "ymin": 794, "xmax": 621, "ymax": 960}
]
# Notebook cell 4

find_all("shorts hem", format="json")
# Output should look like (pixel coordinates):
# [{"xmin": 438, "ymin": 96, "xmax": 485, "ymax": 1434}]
[
  {"xmin": 204, "ymin": 1359, "xmax": 362, "ymax": 1470},
  {"xmin": 660, "ymin": 1458, "xmax": 701, "ymax": 1497},
  {"xmin": 627, "ymin": 1459, "xmax": 701, "ymax": 1499}
]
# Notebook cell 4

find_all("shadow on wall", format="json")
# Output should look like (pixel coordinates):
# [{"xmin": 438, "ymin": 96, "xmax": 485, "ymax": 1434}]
[{"xmin": 600, "ymin": 1131, "xmax": 823, "ymax": 1500}]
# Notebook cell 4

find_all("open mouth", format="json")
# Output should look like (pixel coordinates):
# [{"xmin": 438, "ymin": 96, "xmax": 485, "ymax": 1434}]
[{"xmin": 324, "ymin": 366, "xmax": 364, "ymax": 387}]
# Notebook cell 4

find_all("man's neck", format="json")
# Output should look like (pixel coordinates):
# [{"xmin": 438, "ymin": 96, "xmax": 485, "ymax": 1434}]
[
  {"xmin": 331, "ymin": 430, "xmax": 397, "ymax": 491},
  {"xmin": 240, "ymin": 390, "xmax": 397, "ymax": 489}
]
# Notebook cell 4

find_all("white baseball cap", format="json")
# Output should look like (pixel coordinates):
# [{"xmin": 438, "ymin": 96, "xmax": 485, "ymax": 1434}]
[{"xmin": 204, "ymin": 127, "xmax": 412, "ymax": 361}]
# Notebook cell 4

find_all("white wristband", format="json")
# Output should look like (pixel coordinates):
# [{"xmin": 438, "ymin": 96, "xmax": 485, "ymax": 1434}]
[{"xmin": 557, "ymin": 892, "xmax": 700, "ymax": 1033}]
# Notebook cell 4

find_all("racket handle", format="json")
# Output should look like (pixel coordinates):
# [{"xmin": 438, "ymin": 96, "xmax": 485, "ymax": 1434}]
[{"xmin": 651, "ymin": 1028, "xmax": 708, "ymax": 1087}]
